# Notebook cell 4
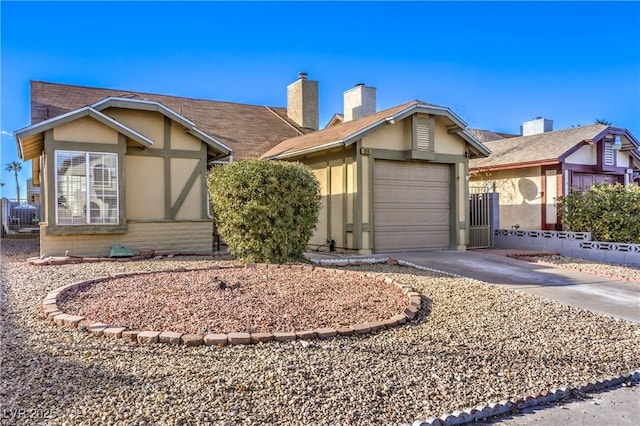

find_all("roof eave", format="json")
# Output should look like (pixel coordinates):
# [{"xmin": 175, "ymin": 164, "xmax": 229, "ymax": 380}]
[
  {"xmin": 268, "ymin": 140, "xmax": 346, "ymax": 160},
  {"xmin": 14, "ymin": 106, "xmax": 155, "ymax": 161},
  {"xmin": 470, "ymin": 159, "xmax": 560, "ymax": 173}
]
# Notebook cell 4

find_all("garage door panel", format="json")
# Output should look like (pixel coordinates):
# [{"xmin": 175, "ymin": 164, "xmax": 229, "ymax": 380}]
[
  {"xmin": 375, "ymin": 230, "xmax": 450, "ymax": 251},
  {"xmin": 375, "ymin": 185, "xmax": 449, "ymax": 204},
  {"xmin": 375, "ymin": 207, "xmax": 450, "ymax": 227},
  {"xmin": 374, "ymin": 160, "xmax": 451, "ymax": 252}
]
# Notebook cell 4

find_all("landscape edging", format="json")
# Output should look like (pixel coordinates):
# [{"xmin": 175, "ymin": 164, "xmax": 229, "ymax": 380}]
[
  {"xmin": 403, "ymin": 370, "xmax": 640, "ymax": 426},
  {"xmin": 42, "ymin": 262, "xmax": 422, "ymax": 347}
]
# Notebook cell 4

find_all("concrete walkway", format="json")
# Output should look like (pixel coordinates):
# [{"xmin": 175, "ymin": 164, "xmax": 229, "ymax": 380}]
[{"xmin": 392, "ymin": 249, "xmax": 640, "ymax": 323}]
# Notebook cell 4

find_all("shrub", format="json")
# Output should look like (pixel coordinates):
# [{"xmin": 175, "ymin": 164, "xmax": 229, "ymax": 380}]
[
  {"xmin": 558, "ymin": 182, "xmax": 640, "ymax": 243},
  {"xmin": 207, "ymin": 159, "xmax": 321, "ymax": 263}
]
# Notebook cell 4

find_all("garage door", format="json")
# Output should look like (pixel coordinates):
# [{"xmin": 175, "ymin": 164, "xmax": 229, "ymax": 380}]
[{"xmin": 374, "ymin": 160, "xmax": 450, "ymax": 252}]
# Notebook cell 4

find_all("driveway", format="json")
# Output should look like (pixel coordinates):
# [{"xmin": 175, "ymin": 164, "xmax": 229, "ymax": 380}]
[{"xmin": 392, "ymin": 249, "xmax": 640, "ymax": 324}]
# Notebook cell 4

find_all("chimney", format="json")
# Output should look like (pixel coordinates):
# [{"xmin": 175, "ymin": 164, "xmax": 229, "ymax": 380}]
[
  {"xmin": 287, "ymin": 72, "xmax": 319, "ymax": 130},
  {"xmin": 344, "ymin": 83, "xmax": 376, "ymax": 122},
  {"xmin": 521, "ymin": 117, "xmax": 553, "ymax": 136}
]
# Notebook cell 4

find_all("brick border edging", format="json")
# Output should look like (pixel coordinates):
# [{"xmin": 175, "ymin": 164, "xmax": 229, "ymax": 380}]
[
  {"xmin": 508, "ymin": 254, "xmax": 640, "ymax": 284},
  {"xmin": 41, "ymin": 263, "xmax": 423, "ymax": 347},
  {"xmin": 403, "ymin": 370, "xmax": 640, "ymax": 426}
]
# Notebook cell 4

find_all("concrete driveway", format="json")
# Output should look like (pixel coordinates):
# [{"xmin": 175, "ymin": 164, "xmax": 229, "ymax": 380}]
[{"xmin": 392, "ymin": 249, "xmax": 640, "ymax": 324}]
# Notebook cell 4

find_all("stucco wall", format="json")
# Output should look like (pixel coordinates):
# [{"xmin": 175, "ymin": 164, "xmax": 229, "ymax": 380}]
[
  {"xmin": 434, "ymin": 119, "xmax": 465, "ymax": 155},
  {"xmin": 362, "ymin": 123, "xmax": 407, "ymax": 150},
  {"xmin": 125, "ymin": 156, "xmax": 165, "ymax": 220},
  {"xmin": 170, "ymin": 124, "xmax": 202, "ymax": 151},
  {"xmin": 565, "ymin": 145, "xmax": 596, "ymax": 165},
  {"xmin": 53, "ymin": 117, "xmax": 119, "ymax": 144},
  {"xmin": 104, "ymin": 109, "xmax": 164, "ymax": 149},
  {"xmin": 471, "ymin": 166, "xmax": 542, "ymax": 230},
  {"xmin": 40, "ymin": 220, "xmax": 213, "ymax": 257},
  {"xmin": 305, "ymin": 150, "xmax": 356, "ymax": 251}
]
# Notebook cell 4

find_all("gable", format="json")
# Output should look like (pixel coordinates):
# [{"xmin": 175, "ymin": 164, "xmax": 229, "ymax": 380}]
[
  {"xmin": 103, "ymin": 108, "xmax": 165, "ymax": 148},
  {"xmin": 53, "ymin": 116, "xmax": 119, "ymax": 144}
]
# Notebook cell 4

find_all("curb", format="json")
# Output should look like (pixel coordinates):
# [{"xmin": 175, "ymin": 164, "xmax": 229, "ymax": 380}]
[
  {"xmin": 43, "ymin": 263, "xmax": 422, "ymax": 347},
  {"xmin": 403, "ymin": 371, "xmax": 640, "ymax": 426},
  {"xmin": 309, "ymin": 257, "xmax": 461, "ymax": 278}
]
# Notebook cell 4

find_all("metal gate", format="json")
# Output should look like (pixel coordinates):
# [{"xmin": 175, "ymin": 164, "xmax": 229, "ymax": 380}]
[{"xmin": 468, "ymin": 186, "xmax": 492, "ymax": 249}]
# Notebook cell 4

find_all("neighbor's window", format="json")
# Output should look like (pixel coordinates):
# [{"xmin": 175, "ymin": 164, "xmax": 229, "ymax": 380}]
[{"xmin": 55, "ymin": 151, "xmax": 118, "ymax": 225}]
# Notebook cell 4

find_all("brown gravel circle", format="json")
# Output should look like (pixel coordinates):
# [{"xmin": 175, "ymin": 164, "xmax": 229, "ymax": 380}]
[{"xmin": 57, "ymin": 266, "xmax": 408, "ymax": 335}]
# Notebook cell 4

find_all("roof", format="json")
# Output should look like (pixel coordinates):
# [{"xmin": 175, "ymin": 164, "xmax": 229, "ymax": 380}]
[
  {"xmin": 262, "ymin": 100, "xmax": 491, "ymax": 159},
  {"xmin": 15, "ymin": 106, "xmax": 154, "ymax": 161},
  {"xmin": 469, "ymin": 124, "xmax": 640, "ymax": 171},
  {"xmin": 30, "ymin": 81, "xmax": 310, "ymax": 160},
  {"xmin": 468, "ymin": 129, "xmax": 508, "ymax": 143}
]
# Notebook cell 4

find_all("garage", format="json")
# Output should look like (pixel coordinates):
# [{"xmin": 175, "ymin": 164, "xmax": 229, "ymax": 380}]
[{"xmin": 373, "ymin": 160, "xmax": 451, "ymax": 252}]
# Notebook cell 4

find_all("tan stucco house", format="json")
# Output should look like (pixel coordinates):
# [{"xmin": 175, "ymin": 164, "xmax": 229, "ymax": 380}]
[
  {"xmin": 15, "ymin": 81, "xmax": 309, "ymax": 257},
  {"xmin": 15, "ymin": 75, "xmax": 490, "ymax": 256},
  {"xmin": 469, "ymin": 118, "xmax": 640, "ymax": 230},
  {"xmin": 263, "ymin": 80, "xmax": 490, "ymax": 253}
]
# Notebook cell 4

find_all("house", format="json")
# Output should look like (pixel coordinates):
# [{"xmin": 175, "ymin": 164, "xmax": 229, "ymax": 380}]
[
  {"xmin": 469, "ymin": 118, "xmax": 640, "ymax": 230},
  {"xmin": 15, "ymin": 81, "xmax": 309, "ymax": 257},
  {"xmin": 263, "ymin": 78, "xmax": 490, "ymax": 253},
  {"xmin": 15, "ymin": 75, "xmax": 490, "ymax": 256}
]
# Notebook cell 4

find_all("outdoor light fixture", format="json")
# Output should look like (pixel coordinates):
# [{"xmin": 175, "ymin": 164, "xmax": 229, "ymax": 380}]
[{"xmin": 612, "ymin": 135, "xmax": 622, "ymax": 150}]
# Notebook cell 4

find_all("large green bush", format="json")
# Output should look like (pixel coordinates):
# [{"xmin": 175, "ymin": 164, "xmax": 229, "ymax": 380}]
[
  {"xmin": 207, "ymin": 159, "xmax": 321, "ymax": 263},
  {"xmin": 558, "ymin": 182, "xmax": 640, "ymax": 243}
]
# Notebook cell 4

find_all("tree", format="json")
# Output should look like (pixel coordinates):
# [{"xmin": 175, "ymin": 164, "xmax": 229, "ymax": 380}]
[
  {"xmin": 595, "ymin": 119, "xmax": 612, "ymax": 125},
  {"xmin": 5, "ymin": 161, "xmax": 22, "ymax": 204},
  {"xmin": 208, "ymin": 159, "xmax": 321, "ymax": 263}
]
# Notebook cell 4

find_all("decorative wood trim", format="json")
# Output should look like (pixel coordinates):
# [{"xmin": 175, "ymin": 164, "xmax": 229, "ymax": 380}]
[
  {"xmin": 164, "ymin": 117, "xmax": 171, "ymax": 220},
  {"xmin": 171, "ymin": 158, "xmax": 203, "ymax": 219},
  {"xmin": 354, "ymin": 140, "xmax": 363, "ymax": 250}
]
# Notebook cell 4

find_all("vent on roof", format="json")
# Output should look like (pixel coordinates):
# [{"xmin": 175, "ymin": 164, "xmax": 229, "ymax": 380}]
[
  {"xmin": 415, "ymin": 116, "xmax": 434, "ymax": 151},
  {"xmin": 604, "ymin": 141, "xmax": 615, "ymax": 166}
]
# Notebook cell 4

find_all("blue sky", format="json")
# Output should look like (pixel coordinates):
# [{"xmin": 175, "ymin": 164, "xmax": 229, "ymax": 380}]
[{"xmin": 1, "ymin": 1, "xmax": 639, "ymax": 199}]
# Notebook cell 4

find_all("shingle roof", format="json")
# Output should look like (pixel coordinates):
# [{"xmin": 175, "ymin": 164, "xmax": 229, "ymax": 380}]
[
  {"xmin": 262, "ymin": 100, "xmax": 490, "ymax": 159},
  {"xmin": 30, "ymin": 81, "xmax": 310, "ymax": 160},
  {"xmin": 469, "ymin": 124, "xmax": 610, "ymax": 170},
  {"xmin": 467, "ymin": 129, "xmax": 508, "ymax": 143}
]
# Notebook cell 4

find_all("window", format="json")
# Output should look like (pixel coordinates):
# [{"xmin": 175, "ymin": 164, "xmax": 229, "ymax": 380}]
[{"xmin": 55, "ymin": 151, "xmax": 118, "ymax": 225}]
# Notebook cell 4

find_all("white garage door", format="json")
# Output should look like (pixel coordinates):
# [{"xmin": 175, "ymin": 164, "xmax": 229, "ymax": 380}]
[{"xmin": 374, "ymin": 160, "xmax": 451, "ymax": 252}]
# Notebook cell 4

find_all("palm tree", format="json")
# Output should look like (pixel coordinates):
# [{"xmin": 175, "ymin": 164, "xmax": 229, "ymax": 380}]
[
  {"xmin": 5, "ymin": 161, "xmax": 22, "ymax": 204},
  {"xmin": 595, "ymin": 119, "xmax": 612, "ymax": 125}
]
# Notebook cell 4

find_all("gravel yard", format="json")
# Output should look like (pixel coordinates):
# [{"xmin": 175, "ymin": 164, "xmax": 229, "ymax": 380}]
[{"xmin": 2, "ymin": 239, "xmax": 639, "ymax": 425}]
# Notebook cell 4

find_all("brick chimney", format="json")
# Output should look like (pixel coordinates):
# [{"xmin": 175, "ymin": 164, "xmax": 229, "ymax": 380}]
[
  {"xmin": 344, "ymin": 83, "xmax": 376, "ymax": 122},
  {"xmin": 287, "ymin": 72, "xmax": 319, "ymax": 130},
  {"xmin": 521, "ymin": 117, "xmax": 553, "ymax": 136}
]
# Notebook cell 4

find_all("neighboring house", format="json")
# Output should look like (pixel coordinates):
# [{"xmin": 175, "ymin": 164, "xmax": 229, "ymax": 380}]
[
  {"xmin": 26, "ymin": 178, "xmax": 40, "ymax": 204},
  {"xmin": 263, "ymin": 80, "xmax": 490, "ymax": 253},
  {"xmin": 469, "ymin": 118, "xmax": 640, "ymax": 230},
  {"xmin": 15, "ymin": 79, "xmax": 310, "ymax": 257}
]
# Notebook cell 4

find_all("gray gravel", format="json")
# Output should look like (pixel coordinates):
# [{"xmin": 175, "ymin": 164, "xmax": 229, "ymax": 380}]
[{"xmin": 1, "ymin": 239, "xmax": 639, "ymax": 425}]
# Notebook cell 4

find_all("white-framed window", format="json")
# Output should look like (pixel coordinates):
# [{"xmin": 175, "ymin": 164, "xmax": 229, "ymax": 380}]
[{"xmin": 55, "ymin": 151, "xmax": 119, "ymax": 225}]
